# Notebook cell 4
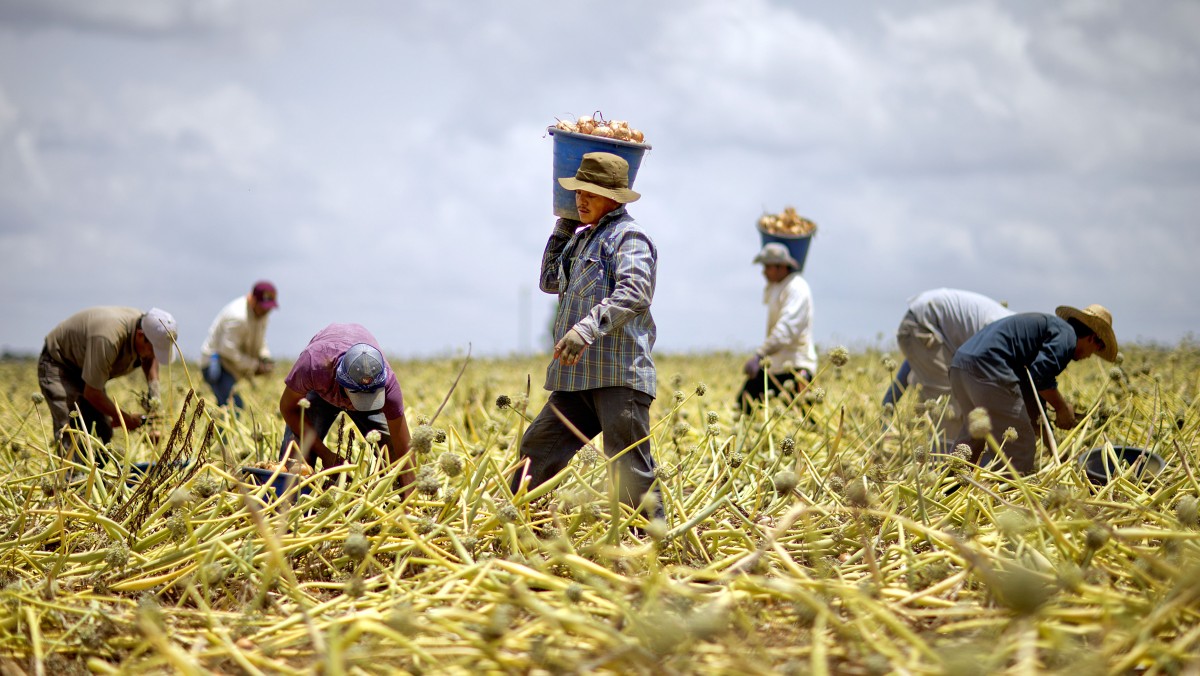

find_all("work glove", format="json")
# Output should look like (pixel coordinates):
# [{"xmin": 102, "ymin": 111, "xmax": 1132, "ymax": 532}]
[
  {"xmin": 554, "ymin": 328, "xmax": 588, "ymax": 366},
  {"xmin": 206, "ymin": 354, "xmax": 222, "ymax": 381}
]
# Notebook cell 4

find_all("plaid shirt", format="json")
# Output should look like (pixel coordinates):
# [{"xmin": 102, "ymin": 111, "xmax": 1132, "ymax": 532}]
[{"xmin": 540, "ymin": 207, "xmax": 657, "ymax": 397}]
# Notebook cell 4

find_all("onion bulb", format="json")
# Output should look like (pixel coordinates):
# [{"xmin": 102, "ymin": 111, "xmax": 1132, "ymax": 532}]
[
  {"xmin": 758, "ymin": 206, "xmax": 816, "ymax": 236},
  {"xmin": 552, "ymin": 113, "xmax": 646, "ymax": 144}
]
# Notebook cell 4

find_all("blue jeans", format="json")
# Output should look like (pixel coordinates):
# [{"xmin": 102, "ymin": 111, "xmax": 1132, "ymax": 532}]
[{"xmin": 203, "ymin": 356, "xmax": 244, "ymax": 409}]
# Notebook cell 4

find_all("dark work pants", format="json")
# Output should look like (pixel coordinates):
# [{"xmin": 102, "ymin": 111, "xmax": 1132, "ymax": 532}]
[
  {"xmin": 279, "ymin": 391, "xmax": 389, "ymax": 467},
  {"xmin": 38, "ymin": 349, "xmax": 114, "ymax": 461},
  {"xmin": 738, "ymin": 368, "xmax": 812, "ymax": 414},
  {"xmin": 511, "ymin": 387, "xmax": 663, "ymax": 519},
  {"xmin": 948, "ymin": 366, "xmax": 1040, "ymax": 475}
]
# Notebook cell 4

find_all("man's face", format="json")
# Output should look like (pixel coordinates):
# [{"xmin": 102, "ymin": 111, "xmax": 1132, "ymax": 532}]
[
  {"xmin": 1073, "ymin": 335, "xmax": 1103, "ymax": 361},
  {"xmin": 133, "ymin": 329, "xmax": 156, "ymax": 362},
  {"xmin": 575, "ymin": 190, "xmax": 621, "ymax": 225},
  {"xmin": 762, "ymin": 263, "xmax": 792, "ymax": 283},
  {"xmin": 250, "ymin": 297, "xmax": 274, "ymax": 318}
]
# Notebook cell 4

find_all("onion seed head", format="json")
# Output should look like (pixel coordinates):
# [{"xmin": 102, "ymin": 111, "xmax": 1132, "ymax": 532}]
[
  {"xmin": 828, "ymin": 346, "xmax": 850, "ymax": 368},
  {"xmin": 1177, "ymin": 496, "xmax": 1199, "ymax": 528},
  {"xmin": 772, "ymin": 470, "xmax": 799, "ymax": 496},
  {"xmin": 344, "ymin": 532, "xmax": 370, "ymax": 562},
  {"xmin": 780, "ymin": 436, "xmax": 796, "ymax": 456},
  {"xmin": 968, "ymin": 408, "xmax": 992, "ymax": 440},
  {"xmin": 1083, "ymin": 524, "xmax": 1110, "ymax": 551},
  {"xmin": 438, "ymin": 452, "xmax": 464, "ymax": 478}
]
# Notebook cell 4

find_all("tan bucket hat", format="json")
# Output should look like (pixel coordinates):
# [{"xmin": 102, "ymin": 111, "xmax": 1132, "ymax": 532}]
[
  {"xmin": 752, "ymin": 242, "xmax": 800, "ymax": 270},
  {"xmin": 558, "ymin": 152, "xmax": 641, "ymax": 203},
  {"xmin": 1055, "ymin": 304, "xmax": 1118, "ymax": 362}
]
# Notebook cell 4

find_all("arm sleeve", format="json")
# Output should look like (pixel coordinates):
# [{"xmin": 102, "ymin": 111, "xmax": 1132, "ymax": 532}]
[
  {"xmin": 538, "ymin": 218, "xmax": 580, "ymax": 294},
  {"xmin": 572, "ymin": 229, "xmax": 656, "ymax": 343},
  {"xmin": 283, "ymin": 352, "xmax": 316, "ymax": 394},
  {"xmin": 760, "ymin": 280, "xmax": 811, "ymax": 356}
]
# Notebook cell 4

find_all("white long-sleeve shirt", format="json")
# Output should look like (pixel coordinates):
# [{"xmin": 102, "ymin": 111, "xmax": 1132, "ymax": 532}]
[
  {"xmin": 906, "ymin": 288, "xmax": 1013, "ymax": 352},
  {"xmin": 200, "ymin": 296, "xmax": 271, "ymax": 380},
  {"xmin": 759, "ymin": 272, "xmax": 817, "ymax": 374}
]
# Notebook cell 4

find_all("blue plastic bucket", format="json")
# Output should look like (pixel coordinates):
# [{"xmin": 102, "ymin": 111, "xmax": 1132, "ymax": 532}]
[
  {"xmin": 758, "ymin": 225, "xmax": 814, "ymax": 274},
  {"xmin": 240, "ymin": 466, "xmax": 311, "ymax": 499},
  {"xmin": 548, "ymin": 126, "xmax": 651, "ymax": 219}
]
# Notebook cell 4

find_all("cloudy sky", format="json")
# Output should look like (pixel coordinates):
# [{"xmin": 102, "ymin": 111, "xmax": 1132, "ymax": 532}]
[{"xmin": 2, "ymin": 0, "xmax": 1197, "ymax": 362}]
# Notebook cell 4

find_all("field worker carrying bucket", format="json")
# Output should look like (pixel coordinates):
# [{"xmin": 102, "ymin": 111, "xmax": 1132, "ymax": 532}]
[
  {"xmin": 512, "ymin": 151, "xmax": 665, "ymax": 525},
  {"xmin": 38, "ymin": 307, "xmax": 177, "ymax": 471},
  {"xmin": 278, "ymin": 324, "xmax": 413, "ymax": 490},
  {"xmin": 199, "ymin": 280, "xmax": 278, "ymax": 410},
  {"xmin": 738, "ymin": 243, "xmax": 817, "ymax": 414},
  {"xmin": 948, "ymin": 304, "xmax": 1117, "ymax": 475},
  {"xmin": 881, "ymin": 288, "xmax": 1014, "ymax": 447}
]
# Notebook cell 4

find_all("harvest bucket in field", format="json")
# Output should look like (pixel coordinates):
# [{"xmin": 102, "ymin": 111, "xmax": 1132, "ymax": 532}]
[
  {"xmin": 548, "ymin": 125, "xmax": 651, "ymax": 219},
  {"xmin": 1076, "ymin": 446, "xmax": 1166, "ymax": 487},
  {"xmin": 757, "ymin": 226, "xmax": 814, "ymax": 274}
]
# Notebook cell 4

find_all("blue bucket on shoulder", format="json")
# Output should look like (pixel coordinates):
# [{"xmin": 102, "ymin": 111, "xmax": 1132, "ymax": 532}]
[
  {"xmin": 549, "ymin": 126, "xmax": 651, "ymax": 219},
  {"xmin": 758, "ymin": 226, "xmax": 814, "ymax": 274}
]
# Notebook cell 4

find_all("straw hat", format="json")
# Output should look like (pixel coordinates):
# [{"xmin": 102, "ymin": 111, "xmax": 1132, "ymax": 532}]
[
  {"xmin": 558, "ymin": 152, "xmax": 641, "ymax": 204},
  {"xmin": 1055, "ymin": 304, "xmax": 1117, "ymax": 362}
]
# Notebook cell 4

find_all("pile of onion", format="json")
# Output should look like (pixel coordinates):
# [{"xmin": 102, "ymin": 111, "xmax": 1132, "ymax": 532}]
[
  {"xmin": 758, "ymin": 206, "xmax": 816, "ymax": 236},
  {"xmin": 554, "ymin": 114, "xmax": 645, "ymax": 143}
]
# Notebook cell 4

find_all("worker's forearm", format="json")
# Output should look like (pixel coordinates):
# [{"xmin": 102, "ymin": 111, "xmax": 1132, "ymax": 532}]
[{"xmin": 1038, "ymin": 388, "xmax": 1068, "ymax": 414}]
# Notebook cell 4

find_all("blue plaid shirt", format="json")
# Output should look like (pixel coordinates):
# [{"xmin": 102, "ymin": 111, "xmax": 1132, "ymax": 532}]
[{"xmin": 541, "ymin": 207, "xmax": 657, "ymax": 397}]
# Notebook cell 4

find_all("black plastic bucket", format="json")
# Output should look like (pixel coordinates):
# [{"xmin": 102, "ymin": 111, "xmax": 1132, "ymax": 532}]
[{"xmin": 1076, "ymin": 446, "xmax": 1166, "ymax": 486}]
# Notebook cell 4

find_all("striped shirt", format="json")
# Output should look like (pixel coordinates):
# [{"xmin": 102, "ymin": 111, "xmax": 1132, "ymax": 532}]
[{"xmin": 541, "ymin": 207, "xmax": 657, "ymax": 397}]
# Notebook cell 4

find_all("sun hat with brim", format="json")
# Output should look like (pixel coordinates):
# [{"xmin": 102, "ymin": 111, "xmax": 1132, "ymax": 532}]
[
  {"xmin": 141, "ymin": 308, "xmax": 178, "ymax": 366},
  {"xmin": 557, "ymin": 152, "xmax": 641, "ymax": 204},
  {"xmin": 335, "ymin": 343, "xmax": 389, "ymax": 411},
  {"xmin": 1056, "ymin": 304, "xmax": 1118, "ymax": 362},
  {"xmin": 752, "ymin": 242, "xmax": 800, "ymax": 270}
]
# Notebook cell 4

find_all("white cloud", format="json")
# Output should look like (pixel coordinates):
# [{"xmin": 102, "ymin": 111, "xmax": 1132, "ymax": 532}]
[
  {"xmin": 0, "ymin": 1, "xmax": 1197, "ymax": 359},
  {"xmin": 141, "ymin": 84, "xmax": 279, "ymax": 180}
]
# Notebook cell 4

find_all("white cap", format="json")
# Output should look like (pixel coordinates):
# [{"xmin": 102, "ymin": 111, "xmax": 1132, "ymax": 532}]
[{"xmin": 141, "ymin": 308, "xmax": 178, "ymax": 366}]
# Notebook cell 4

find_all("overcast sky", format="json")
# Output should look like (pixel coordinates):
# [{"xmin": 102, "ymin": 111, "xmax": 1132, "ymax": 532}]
[{"xmin": 2, "ymin": 0, "xmax": 1197, "ymax": 361}]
